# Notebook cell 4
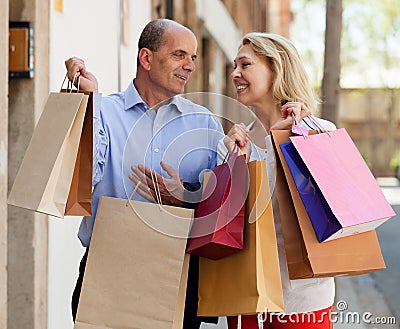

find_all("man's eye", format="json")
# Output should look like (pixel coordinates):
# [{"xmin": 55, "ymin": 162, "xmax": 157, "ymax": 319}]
[
  {"xmin": 242, "ymin": 63, "xmax": 250, "ymax": 67},
  {"xmin": 173, "ymin": 53, "xmax": 185, "ymax": 59}
]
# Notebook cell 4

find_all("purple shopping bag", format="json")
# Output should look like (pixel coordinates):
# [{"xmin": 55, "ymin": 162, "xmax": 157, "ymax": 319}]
[
  {"xmin": 280, "ymin": 141, "xmax": 342, "ymax": 242},
  {"xmin": 289, "ymin": 128, "xmax": 395, "ymax": 241}
]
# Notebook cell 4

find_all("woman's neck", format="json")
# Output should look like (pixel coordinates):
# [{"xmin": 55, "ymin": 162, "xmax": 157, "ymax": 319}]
[{"xmin": 252, "ymin": 103, "xmax": 281, "ymax": 133}]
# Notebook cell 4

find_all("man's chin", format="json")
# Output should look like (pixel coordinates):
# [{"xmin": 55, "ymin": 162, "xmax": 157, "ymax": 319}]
[{"xmin": 175, "ymin": 87, "xmax": 185, "ymax": 95}]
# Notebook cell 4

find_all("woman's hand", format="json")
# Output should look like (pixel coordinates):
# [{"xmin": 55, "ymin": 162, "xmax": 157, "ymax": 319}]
[
  {"xmin": 223, "ymin": 123, "xmax": 251, "ymax": 160},
  {"xmin": 270, "ymin": 102, "xmax": 311, "ymax": 130},
  {"xmin": 65, "ymin": 57, "xmax": 99, "ymax": 92}
]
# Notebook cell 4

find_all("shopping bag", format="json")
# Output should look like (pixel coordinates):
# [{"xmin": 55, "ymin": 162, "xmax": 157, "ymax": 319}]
[
  {"xmin": 198, "ymin": 160, "xmax": 284, "ymax": 316},
  {"xmin": 74, "ymin": 196, "xmax": 193, "ymax": 329},
  {"xmin": 272, "ymin": 130, "xmax": 386, "ymax": 279},
  {"xmin": 288, "ymin": 128, "xmax": 395, "ymax": 241},
  {"xmin": 280, "ymin": 140, "xmax": 342, "ymax": 242},
  {"xmin": 186, "ymin": 151, "xmax": 247, "ymax": 260},
  {"xmin": 8, "ymin": 86, "xmax": 93, "ymax": 218},
  {"xmin": 64, "ymin": 90, "xmax": 93, "ymax": 216}
]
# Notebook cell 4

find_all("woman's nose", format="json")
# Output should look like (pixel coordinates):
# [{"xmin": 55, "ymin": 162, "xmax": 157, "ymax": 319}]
[{"xmin": 231, "ymin": 67, "xmax": 241, "ymax": 79}]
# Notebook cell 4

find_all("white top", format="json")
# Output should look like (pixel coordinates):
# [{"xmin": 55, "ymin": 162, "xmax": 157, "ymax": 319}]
[{"xmin": 218, "ymin": 117, "xmax": 336, "ymax": 314}]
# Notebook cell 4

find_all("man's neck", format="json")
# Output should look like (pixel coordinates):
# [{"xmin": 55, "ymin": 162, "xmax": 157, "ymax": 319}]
[{"xmin": 134, "ymin": 76, "xmax": 174, "ymax": 109}]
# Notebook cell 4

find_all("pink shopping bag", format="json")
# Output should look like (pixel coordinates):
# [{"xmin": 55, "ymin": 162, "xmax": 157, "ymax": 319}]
[{"xmin": 290, "ymin": 128, "xmax": 395, "ymax": 241}]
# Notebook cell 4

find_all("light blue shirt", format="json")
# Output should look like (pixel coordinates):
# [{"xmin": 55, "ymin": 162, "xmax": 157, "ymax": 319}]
[{"xmin": 78, "ymin": 81, "xmax": 224, "ymax": 247}]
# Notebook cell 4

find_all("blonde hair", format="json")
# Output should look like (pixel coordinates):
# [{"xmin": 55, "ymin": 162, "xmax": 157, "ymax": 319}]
[{"xmin": 241, "ymin": 32, "xmax": 318, "ymax": 112}]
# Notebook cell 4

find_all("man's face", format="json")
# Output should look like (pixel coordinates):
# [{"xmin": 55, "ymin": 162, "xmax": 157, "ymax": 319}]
[{"xmin": 148, "ymin": 28, "xmax": 197, "ymax": 100}]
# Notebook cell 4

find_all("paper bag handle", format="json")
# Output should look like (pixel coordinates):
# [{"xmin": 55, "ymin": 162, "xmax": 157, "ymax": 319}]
[
  {"xmin": 306, "ymin": 115, "xmax": 325, "ymax": 132},
  {"xmin": 61, "ymin": 73, "xmax": 81, "ymax": 93},
  {"xmin": 125, "ymin": 169, "xmax": 163, "ymax": 208},
  {"xmin": 223, "ymin": 143, "xmax": 243, "ymax": 165},
  {"xmin": 291, "ymin": 113, "xmax": 331, "ymax": 138}
]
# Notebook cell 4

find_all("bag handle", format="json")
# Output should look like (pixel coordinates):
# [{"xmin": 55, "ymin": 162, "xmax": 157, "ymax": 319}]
[
  {"xmin": 306, "ymin": 114, "xmax": 325, "ymax": 132},
  {"xmin": 61, "ymin": 72, "xmax": 81, "ymax": 93},
  {"xmin": 150, "ymin": 168, "xmax": 163, "ymax": 206},
  {"xmin": 223, "ymin": 143, "xmax": 244, "ymax": 166},
  {"xmin": 125, "ymin": 169, "xmax": 163, "ymax": 209},
  {"xmin": 291, "ymin": 113, "xmax": 332, "ymax": 138}
]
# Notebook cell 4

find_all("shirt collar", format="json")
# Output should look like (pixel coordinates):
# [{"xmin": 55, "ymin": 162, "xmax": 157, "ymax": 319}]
[
  {"xmin": 124, "ymin": 79, "xmax": 146, "ymax": 111},
  {"xmin": 124, "ymin": 80, "xmax": 197, "ymax": 114},
  {"xmin": 168, "ymin": 95, "xmax": 200, "ymax": 114}
]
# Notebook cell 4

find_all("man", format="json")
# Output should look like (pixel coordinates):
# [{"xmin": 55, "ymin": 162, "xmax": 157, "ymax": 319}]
[{"xmin": 65, "ymin": 19, "xmax": 223, "ymax": 328}]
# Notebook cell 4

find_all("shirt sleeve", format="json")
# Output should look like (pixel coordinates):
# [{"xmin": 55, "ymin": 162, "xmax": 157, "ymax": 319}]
[
  {"xmin": 217, "ymin": 138, "xmax": 228, "ymax": 165},
  {"xmin": 208, "ymin": 115, "xmax": 225, "ymax": 169},
  {"xmin": 92, "ymin": 93, "xmax": 109, "ymax": 186}
]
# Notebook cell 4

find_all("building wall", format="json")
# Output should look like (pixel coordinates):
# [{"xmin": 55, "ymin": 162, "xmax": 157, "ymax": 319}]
[
  {"xmin": 268, "ymin": 0, "xmax": 292, "ymax": 37},
  {"xmin": 8, "ymin": 1, "xmax": 49, "ymax": 328},
  {"xmin": 340, "ymin": 88, "xmax": 400, "ymax": 176},
  {"xmin": 0, "ymin": 0, "xmax": 9, "ymax": 327}
]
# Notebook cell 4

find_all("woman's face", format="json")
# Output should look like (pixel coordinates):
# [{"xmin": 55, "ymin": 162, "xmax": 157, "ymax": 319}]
[{"xmin": 231, "ymin": 44, "xmax": 274, "ymax": 108}]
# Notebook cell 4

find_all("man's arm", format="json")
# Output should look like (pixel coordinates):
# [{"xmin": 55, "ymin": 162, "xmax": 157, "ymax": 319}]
[{"xmin": 65, "ymin": 57, "xmax": 99, "ymax": 92}]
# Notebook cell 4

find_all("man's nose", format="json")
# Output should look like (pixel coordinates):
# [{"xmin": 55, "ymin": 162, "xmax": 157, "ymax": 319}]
[{"xmin": 183, "ymin": 57, "xmax": 195, "ymax": 72}]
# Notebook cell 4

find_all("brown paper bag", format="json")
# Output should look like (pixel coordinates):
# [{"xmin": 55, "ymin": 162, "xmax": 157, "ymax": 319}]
[
  {"xmin": 65, "ymin": 91, "xmax": 93, "ymax": 216},
  {"xmin": 271, "ymin": 130, "xmax": 386, "ymax": 279},
  {"xmin": 8, "ymin": 91, "xmax": 90, "ymax": 218},
  {"xmin": 74, "ymin": 196, "xmax": 193, "ymax": 329},
  {"xmin": 198, "ymin": 160, "xmax": 284, "ymax": 316}
]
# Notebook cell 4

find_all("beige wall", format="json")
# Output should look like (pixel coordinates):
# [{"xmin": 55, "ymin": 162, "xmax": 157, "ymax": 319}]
[
  {"xmin": 340, "ymin": 88, "xmax": 400, "ymax": 176},
  {"xmin": 8, "ymin": 0, "xmax": 49, "ymax": 328},
  {"xmin": 0, "ymin": 0, "xmax": 9, "ymax": 327},
  {"xmin": 268, "ymin": 0, "xmax": 292, "ymax": 37}
]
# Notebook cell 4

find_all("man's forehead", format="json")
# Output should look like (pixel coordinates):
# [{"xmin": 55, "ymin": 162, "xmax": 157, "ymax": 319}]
[{"xmin": 163, "ymin": 28, "xmax": 197, "ymax": 52}]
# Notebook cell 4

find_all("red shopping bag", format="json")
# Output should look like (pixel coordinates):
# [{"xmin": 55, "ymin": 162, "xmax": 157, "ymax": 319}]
[{"xmin": 186, "ymin": 151, "xmax": 247, "ymax": 260}]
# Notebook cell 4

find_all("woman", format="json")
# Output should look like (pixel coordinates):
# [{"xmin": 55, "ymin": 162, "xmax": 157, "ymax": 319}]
[{"xmin": 222, "ymin": 32, "xmax": 336, "ymax": 328}]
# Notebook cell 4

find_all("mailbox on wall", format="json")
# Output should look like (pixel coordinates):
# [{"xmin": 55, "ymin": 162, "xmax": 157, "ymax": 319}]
[{"xmin": 9, "ymin": 21, "xmax": 34, "ymax": 79}]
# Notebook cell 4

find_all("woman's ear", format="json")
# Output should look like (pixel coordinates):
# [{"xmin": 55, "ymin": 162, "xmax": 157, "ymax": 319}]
[{"xmin": 138, "ymin": 48, "xmax": 152, "ymax": 71}]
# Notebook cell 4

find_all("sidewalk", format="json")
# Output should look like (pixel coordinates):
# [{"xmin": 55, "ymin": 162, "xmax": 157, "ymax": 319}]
[
  {"xmin": 334, "ymin": 177, "xmax": 399, "ymax": 328},
  {"xmin": 335, "ymin": 275, "xmax": 398, "ymax": 329}
]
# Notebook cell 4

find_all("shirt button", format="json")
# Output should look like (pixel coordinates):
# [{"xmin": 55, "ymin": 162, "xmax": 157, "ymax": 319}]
[{"xmin": 154, "ymin": 148, "xmax": 159, "ymax": 153}]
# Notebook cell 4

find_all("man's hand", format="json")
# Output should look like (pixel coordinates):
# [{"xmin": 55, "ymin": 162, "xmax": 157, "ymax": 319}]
[
  {"xmin": 65, "ymin": 57, "xmax": 98, "ymax": 92},
  {"xmin": 128, "ymin": 162, "xmax": 185, "ymax": 207}
]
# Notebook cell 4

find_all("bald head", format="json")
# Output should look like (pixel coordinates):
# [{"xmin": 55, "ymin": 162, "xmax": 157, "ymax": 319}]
[{"xmin": 137, "ymin": 19, "xmax": 194, "ymax": 67}]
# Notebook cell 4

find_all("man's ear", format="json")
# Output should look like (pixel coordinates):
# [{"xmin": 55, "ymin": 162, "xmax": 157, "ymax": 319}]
[{"xmin": 138, "ymin": 48, "xmax": 152, "ymax": 71}]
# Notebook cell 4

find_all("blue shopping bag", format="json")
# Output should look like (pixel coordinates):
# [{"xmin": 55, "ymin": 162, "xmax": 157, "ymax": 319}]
[{"xmin": 279, "ymin": 141, "xmax": 342, "ymax": 242}]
